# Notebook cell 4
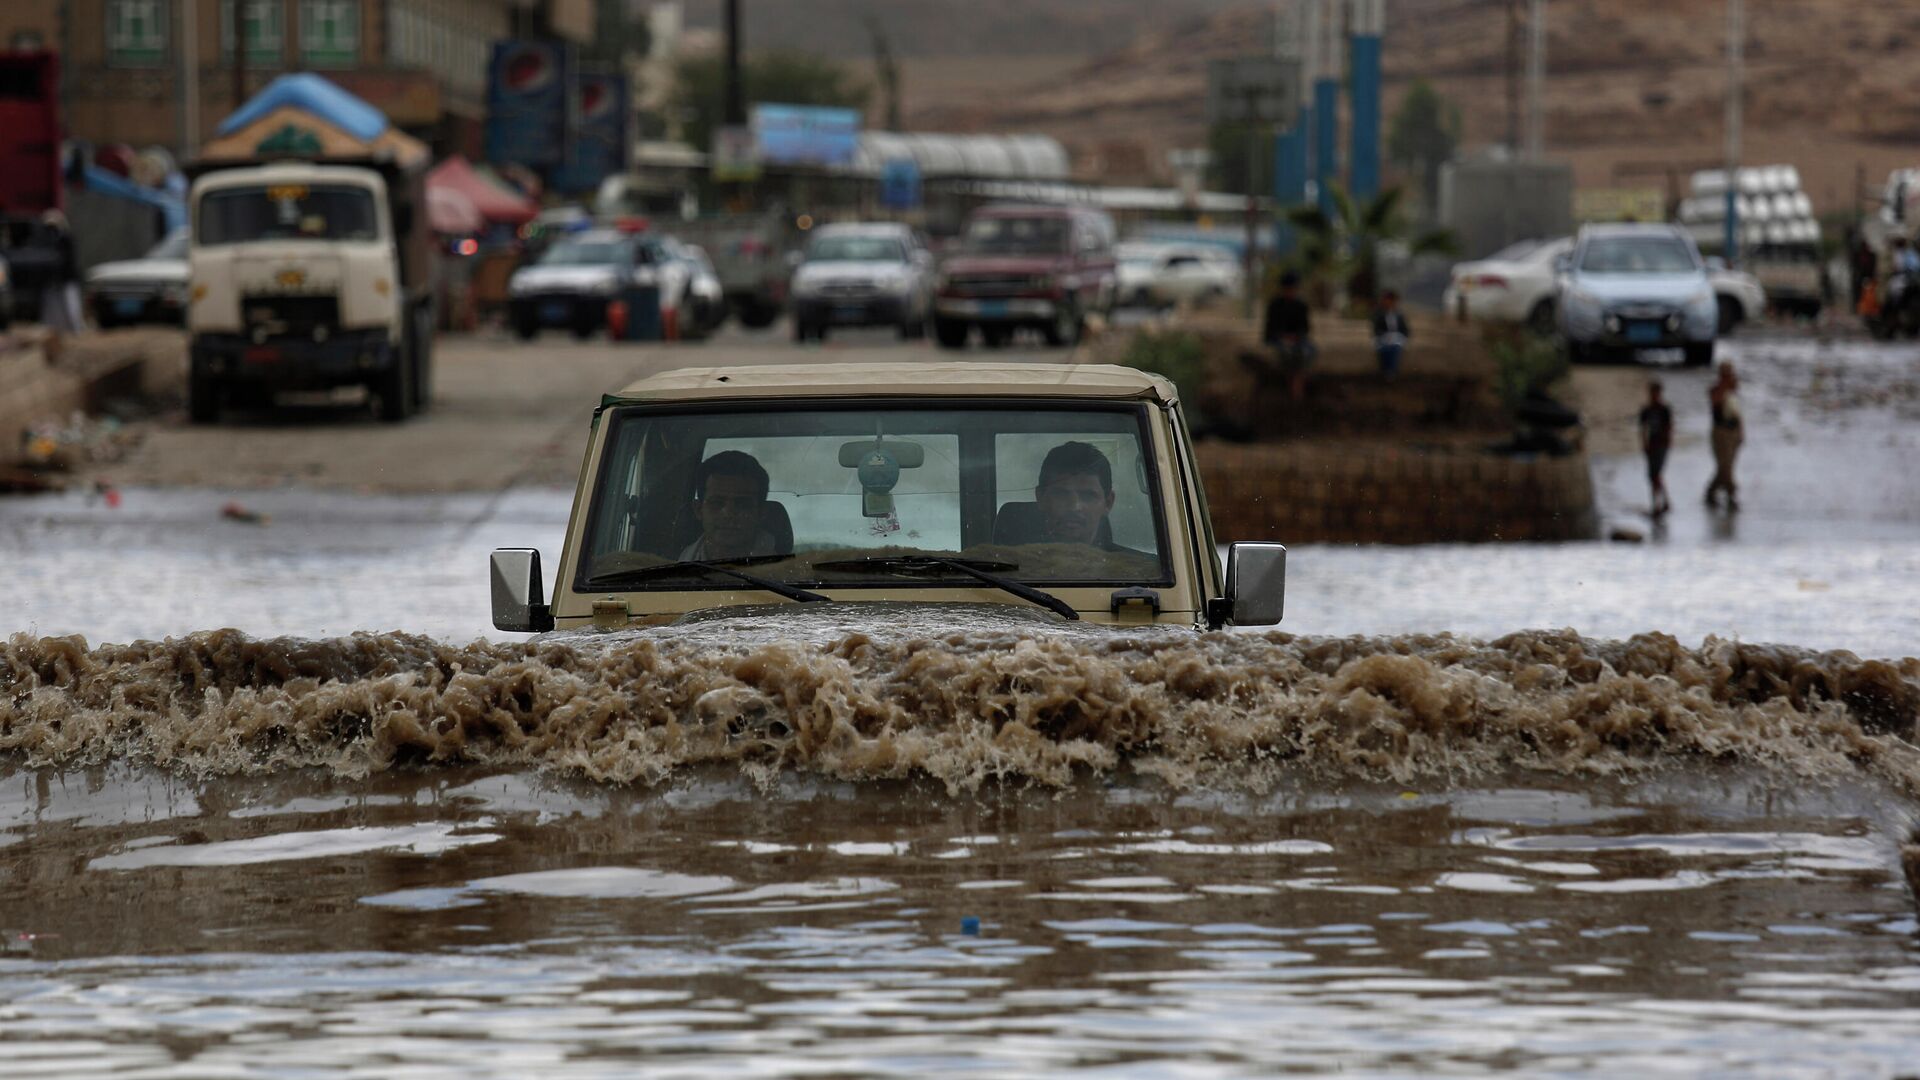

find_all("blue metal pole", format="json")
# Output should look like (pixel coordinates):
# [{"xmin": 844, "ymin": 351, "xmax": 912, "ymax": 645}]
[
  {"xmin": 1348, "ymin": 31, "xmax": 1382, "ymax": 200},
  {"xmin": 1313, "ymin": 77, "xmax": 1339, "ymax": 213},
  {"xmin": 1724, "ymin": 187, "xmax": 1739, "ymax": 262},
  {"xmin": 1273, "ymin": 120, "xmax": 1308, "ymax": 256}
]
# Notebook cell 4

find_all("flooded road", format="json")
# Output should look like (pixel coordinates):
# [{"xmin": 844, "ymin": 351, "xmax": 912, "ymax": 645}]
[{"xmin": 4, "ymin": 332, "xmax": 1919, "ymax": 1075}]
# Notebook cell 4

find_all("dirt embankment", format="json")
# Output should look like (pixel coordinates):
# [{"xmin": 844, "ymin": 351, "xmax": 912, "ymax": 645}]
[{"xmin": 908, "ymin": 0, "xmax": 1920, "ymax": 206}]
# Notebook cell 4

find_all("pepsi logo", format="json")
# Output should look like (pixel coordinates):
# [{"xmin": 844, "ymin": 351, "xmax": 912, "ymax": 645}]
[{"xmin": 501, "ymin": 46, "xmax": 555, "ymax": 94}]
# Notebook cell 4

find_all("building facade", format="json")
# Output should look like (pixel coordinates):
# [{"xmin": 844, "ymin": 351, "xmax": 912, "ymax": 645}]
[{"xmin": 4, "ymin": 0, "xmax": 591, "ymax": 158}]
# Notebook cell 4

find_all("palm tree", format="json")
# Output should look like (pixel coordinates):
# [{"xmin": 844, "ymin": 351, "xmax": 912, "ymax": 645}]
[{"xmin": 1284, "ymin": 183, "xmax": 1457, "ymax": 309}]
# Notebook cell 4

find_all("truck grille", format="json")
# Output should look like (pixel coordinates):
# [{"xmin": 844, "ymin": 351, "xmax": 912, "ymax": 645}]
[
  {"xmin": 243, "ymin": 295, "xmax": 340, "ymax": 340},
  {"xmin": 948, "ymin": 275, "xmax": 1041, "ymax": 297}
]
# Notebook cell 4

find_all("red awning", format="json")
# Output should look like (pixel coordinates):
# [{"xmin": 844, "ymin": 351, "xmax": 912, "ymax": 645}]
[{"xmin": 426, "ymin": 155, "xmax": 537, "ymax": 226}]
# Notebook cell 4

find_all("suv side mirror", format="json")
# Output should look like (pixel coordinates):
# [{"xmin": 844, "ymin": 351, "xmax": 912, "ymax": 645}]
[
  {"xmin": 1553, "ymin": 253, "xmax": 1573, "ymax": 274},
  {"xmin": 491, "ymin": 548, "xmax": 554, "ymax": 632},
  {"xmin": 1216, "ymin": 542, "xmax": 1285, "ymax": 627}
]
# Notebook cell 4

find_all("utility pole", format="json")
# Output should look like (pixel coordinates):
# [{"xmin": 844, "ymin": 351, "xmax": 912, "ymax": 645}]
[
  {"xmin": 723, "ymin": 0, "xmax": 744, "ymax": 127},
  {"xmin": 1505, "ymin": 0, "xmax": 1521, "ymax": 154},
  {"xmin": 180, "ymin": 0, "xmax": 199, "ymax": 155},
  {"xmin": 1723, "ymin": 0, "xmax": 1743, "ymax": 262},
  {"xmin": 231, "ymin": 0, "xmax": 246, "ymax": 112},
  {"xmin": 1524, "ymin": 0, "xmax": 1545, "ymax": 160}
]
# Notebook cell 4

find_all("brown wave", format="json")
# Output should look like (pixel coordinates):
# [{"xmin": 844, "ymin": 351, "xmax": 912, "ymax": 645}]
[{"xmin": 3, "ymin": 627, "xmax": 1918, "ymax": 794}]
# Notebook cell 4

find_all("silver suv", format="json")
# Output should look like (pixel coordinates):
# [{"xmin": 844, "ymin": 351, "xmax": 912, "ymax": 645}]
[{"xmin": 1556, "ymin": 223, "xmax": 1718, "ymax": 366}]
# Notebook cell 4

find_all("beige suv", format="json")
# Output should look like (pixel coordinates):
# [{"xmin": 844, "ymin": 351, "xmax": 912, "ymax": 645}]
[{"xmin": 490, "ymin": 362, "xmax": 1283, "ymax": 631}]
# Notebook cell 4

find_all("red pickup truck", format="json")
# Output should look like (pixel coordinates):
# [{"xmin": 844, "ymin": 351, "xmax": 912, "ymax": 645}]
[{"xmin": 933, "ymin": 204, "xmax": 1117, "ymax": 349}]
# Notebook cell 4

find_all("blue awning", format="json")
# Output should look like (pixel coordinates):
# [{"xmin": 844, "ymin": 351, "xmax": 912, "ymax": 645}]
[
  {"xmin": 82, "ymin": 164, "xmax": 186, "ymax": 231},
  {"xmin": 215, "ymin": 73, "xmax": 389, "ymax": 142}
]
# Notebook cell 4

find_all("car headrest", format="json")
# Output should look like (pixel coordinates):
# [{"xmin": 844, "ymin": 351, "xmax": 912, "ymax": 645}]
[{"xmin": 993, "ymin": 500, "xmax": 1111, "ymax": 546}]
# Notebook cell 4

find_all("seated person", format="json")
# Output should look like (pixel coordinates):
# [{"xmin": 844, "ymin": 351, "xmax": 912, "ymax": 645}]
[
  {"xmin": 680, "ymin": 450, "xmax": 779, "ymax": 560},
  {"xmin": 1019, "ymin": 441, "xmax": 1152, "ymax": 563}
]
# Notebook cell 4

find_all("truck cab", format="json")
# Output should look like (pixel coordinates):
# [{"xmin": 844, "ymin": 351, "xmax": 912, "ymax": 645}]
[
  {"xmin": 491, "ymin": 362, "xmax": 1283, "ymax": 634},
  {"xmin": 187, "ymin": 161, "xmax": 432, "ymax": 423}
]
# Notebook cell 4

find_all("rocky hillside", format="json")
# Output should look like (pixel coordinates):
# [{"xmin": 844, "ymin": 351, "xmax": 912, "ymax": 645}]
[{"xmin": 896, "ymin": 0, "xmax": 1920, "ymax": 209}]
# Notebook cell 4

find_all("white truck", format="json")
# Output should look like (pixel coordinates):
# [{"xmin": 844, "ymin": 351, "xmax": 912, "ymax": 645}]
[{"xmin": 186, "ymin": 157, "xmax": 434, "ymax": 423}]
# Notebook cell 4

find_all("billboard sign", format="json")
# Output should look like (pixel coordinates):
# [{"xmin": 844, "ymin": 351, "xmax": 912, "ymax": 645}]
[
  {"xmin": 879, "ymin": 157, "xmax": 922, "ymax": 211},
  {"xmin": 554, "ymin": 73, "xmax": 629, "ymax": 194},
  {"xmin": 711, "ymin": 125, "xmax": 761, "ymax": 182},
  {"xmin": 486, "ymin": 40, "xmax": 570, "ymax": 168},
  {"xmin": 751, "ymin": 104, "xmax": 860, "ymax": 168}
]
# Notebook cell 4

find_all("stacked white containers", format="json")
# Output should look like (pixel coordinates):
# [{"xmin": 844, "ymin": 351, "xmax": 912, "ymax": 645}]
[{"xmin": 1677, "ymin": 166, "xmax": 1818, "ymax": 251}]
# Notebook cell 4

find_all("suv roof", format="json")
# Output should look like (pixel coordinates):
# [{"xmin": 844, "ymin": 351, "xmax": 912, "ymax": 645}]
[{"xmin": 606, "ymin": 362, "xmax": 1176, "ymax": 406}]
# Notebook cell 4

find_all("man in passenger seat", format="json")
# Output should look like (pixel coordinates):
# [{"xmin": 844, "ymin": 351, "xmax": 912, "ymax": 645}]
[
  {"xmin": 1035, "ymin": 441, "xmax": 1119, "ymax": 547},
  {"xmin": 681, "ymin": 450, "xmax": 778, "ymax": 560}
]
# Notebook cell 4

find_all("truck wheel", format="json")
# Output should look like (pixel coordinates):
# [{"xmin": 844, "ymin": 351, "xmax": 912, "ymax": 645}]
[
  {"xmin": 570, "ymin": 319, "xmax": 597, "ymax": 341},
  {"xmin": 898, "ymin": 312, "xmax": 927, "ymax": 340},
  {"xmin": 410, "ymin": 311, "xmax": 433, "ymax": 412},
  {"xmin": 934, "ymin": 318, "xmax": 969, "ymax": 349},
  {"xmin": 1716, "ymin": 296, "xmax": 1741, "ymax": 335},
  {"xmin": 1683, "ymin": 341, "xmax": 1715, "ymax": 368},
  {"xmin": 981, "ymin": 326, "xmax": 1012, "ymax": 349},
  {"xmin": 187, "ymin": 375, "xmax": 222, "ymax": 424},
  {"xmin": 1042, "ymin": 303, "xmax": 1081, "ymax": 347},
  {"xmin": 376, "ymin": 345, "xmax": 415, "ymax": 422},
  {"xmin": 737, "ymin": 300, "xmax": 780, "ymax": 329},
  {"xmin": 513, "ymin": 318, "xmax": 538, "ymax": 341},
  {"xmin": 1527, "ymin": 299, "xmax": 1557, "ymax": 337}
]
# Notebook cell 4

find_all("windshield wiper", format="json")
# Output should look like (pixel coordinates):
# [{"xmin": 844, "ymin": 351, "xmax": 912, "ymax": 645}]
[
  {"xmin": 812, "ymin": 556, "xmax": 1079, "ymax": 621},
  {"xmin": 585, "ymin": 558, "xmax": 828, "ymax": 603}
]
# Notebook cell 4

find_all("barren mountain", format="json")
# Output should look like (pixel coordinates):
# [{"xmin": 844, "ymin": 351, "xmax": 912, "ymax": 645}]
[{"xmin": 894, "ymin": 0, "xmax": 1920, "ymax": 210}]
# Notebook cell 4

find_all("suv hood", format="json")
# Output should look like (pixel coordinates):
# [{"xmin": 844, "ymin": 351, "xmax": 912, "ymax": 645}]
[
  {"xmin": 796, "ymin": 260, "xmax": 910, "ymax": 285},
  {"xmin": 513, "ymin": 265, "xmax": 622, "ymax": 292},
  {"xmin": 1567, "ymin": 272, "xmax": 1709, "ymax": 303},
  {"xmin": 87, "ymin": 258, "xmax": 190, "ymax": 286}
]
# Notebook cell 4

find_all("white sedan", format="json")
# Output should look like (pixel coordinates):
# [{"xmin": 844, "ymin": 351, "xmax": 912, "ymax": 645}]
[
  {"xmin": 1445, "ymin": 235, "xmax": 1765, "ymax": 336},
  {"xmin": 1442, "ymin": 237, "xmax": 1570, "ymax": 334},
  {"xmin": 1116, "ymin": 243, "xmax": 1243, "ymax": 308}
]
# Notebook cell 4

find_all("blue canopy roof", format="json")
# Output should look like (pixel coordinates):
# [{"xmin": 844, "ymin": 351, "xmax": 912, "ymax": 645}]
[
  {"xmin": 83, "ymin": 164, "xmax": 186, "ymax": 231},
  {"xmin": 216, "ymin": 74, "xmax": 388, "ymax": 142}
]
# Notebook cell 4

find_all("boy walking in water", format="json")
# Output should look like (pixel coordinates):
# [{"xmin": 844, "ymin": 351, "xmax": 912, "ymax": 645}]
[
  {"xmin": 1371, "ymin": 290, "xmax": 1410, "ymax": 378},
  {"xmin": 1638, "ymin": 379, "xmax": 1673, "ymax": 516},
  {"xmin": 1706, "ymin": 361, "xmax": 1744, "ymax": 511}
]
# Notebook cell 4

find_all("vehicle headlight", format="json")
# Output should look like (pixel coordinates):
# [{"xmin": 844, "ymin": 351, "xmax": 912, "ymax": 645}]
[
  {"xmin": 590, "ymin": 276, "xmax": 619, "ymax": 295},
  {"xmin": 508, "ymin": 275, "xmax": 530, "ymax": 296},
  {"xmin": 881, "ymin": 269, "xmax": 914, "ymax": 293},
  {"xmin": 791, "ymin": 272, "xmax": 820, "ymax": 297}
]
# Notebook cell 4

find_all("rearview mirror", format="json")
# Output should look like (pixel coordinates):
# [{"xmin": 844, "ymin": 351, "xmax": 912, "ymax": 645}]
[
  {"xmin": 1223, "ymin": 542, "xmax": 1285, "ymax": 626},
  {"xmin": 491, "ymin": 548, "xmax": 554, "ymax": 632},
  {"xmin": 837, "ymin": 439, "xmax": 925, "ymax": 468}
]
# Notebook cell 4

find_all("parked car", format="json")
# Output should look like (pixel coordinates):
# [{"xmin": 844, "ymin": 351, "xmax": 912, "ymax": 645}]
[
  {"xmin": 1705, "ymin": 257, "xmax": 1766, "ymax": 333},
  {"xmin": 790, "ymin": 223, "xmax": 933, "ymax": 342},
  {"xmin": 669, "ymin": 212, "xmax": 798, "ymax": 329},
  {"xmin": 85, "ymin": 227, "xmax": 189, "ymax": 328},
  {"xmin": 0, "ymin": 253, "xmax": 11, "ymax": 331},
  {"xmin": 507, "ymin": 227, "xmax": 699, "ymax": 341},
  {"xmin": 1556, "ymin": 223, "xmax": 1718, "ymax": 366},
  {"xmin": 1116, "ymin": 242, "xmax": 1243, "ymax": 308},
  {"xmin": 933, "ymin": 205, "xmax": 1117, "ymax": 349},
  {"xmin": 1442, "ymin": 237, "xmax": 1570, "ymax": 335}
]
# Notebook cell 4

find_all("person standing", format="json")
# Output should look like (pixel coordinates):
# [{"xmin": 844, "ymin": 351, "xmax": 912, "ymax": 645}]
[
  {"xmin": 1262, "ymin": 271, "xmax": 1314, "ymax": 401},
  {"xmin": 1705, "ymin": 362, "xmax": 1744, "ymax": 511},
  {"xmin": 1637, "ymin": 379, "xmax": 1674, "ymax": 516},
  {"xmin": 1371, "ymin": 289, "xmax": 1410, "ymax": 378}
]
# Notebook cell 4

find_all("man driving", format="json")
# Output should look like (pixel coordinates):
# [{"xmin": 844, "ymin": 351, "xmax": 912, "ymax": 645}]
[
  {"xmin": 681, "ymin": 450, "xmax": 777, "ymax": 560},
  {"xmin": 1035, "ymin": 441, "xmax": 1118, "ymax": 546}
]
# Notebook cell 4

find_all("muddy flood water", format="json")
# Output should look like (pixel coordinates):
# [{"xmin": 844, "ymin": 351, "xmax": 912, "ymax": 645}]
[{"xmin": 4, "ymin": 338, "xmax": 1920, "ymax": 1075}]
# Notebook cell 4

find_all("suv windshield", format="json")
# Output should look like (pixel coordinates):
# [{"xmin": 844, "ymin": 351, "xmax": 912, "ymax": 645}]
[
  {"xmin": 197, "ymin": 184, "xmax": 380, "ymax": 245},
  {"xmin": 808, "ymin": 235, "xmax": 905, "ymax": 262},
  {"xmin": 964, "ymin": 216, "xmax": 1069, "ymax": 255},
  {"xmin": 579, "ymin": 403, "xmax": 1170, "ymax": 589},
  {"xmin": 1578, "ymin": 236, "xmax": 1698, "ymax": 274}
]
